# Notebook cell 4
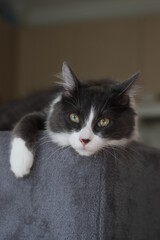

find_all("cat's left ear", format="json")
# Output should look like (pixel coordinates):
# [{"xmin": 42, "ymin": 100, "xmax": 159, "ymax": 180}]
[
  {"xmin": 62, "ymin": 62, "xmax": 79, "ymax": 96},
  {"xmin": 114, "ymin": 71, "xmax": 140, "ymax": 105},
  {"xmin": 118, "ymin": 71, "xmax": 140, "ymax": 96}
]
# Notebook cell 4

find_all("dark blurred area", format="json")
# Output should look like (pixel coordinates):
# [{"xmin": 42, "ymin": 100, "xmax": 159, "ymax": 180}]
[{"xmin": 0, "ymin": 0, "xmax": 160, "ymax": 147}]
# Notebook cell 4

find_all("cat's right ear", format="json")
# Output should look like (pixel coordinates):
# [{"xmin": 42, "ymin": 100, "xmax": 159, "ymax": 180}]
[{"xmin": 62, "ymin": 62, "xmax": 79, "ymax": 97}]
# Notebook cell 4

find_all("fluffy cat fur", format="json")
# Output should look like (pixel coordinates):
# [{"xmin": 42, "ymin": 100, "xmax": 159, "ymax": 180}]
[{"xmin": 0, "ymin": 62, "xmax": 139, "ymax": 177}]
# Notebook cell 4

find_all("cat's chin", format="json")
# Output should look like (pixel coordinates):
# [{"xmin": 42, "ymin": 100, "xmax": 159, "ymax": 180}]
[{"xmin": 75, "ymin": 148, "xmax": 96, "ymax": 156}]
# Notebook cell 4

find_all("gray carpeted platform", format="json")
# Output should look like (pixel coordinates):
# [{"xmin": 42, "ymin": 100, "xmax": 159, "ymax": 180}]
[{"xmin": 0, "ymin": 131, "xmax": 160, "ymax": 240}]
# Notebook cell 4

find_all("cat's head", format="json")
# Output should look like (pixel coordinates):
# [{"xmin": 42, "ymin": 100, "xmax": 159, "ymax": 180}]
[{"xmin": 47, "ymin": 62, "xmax": 139, "ymax": 156}]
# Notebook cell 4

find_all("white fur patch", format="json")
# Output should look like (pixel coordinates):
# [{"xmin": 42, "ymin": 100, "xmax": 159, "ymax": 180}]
[
  {"xmin": 79, "ymin": 108, "xmax": 94, "ymax": 140},
  {"xmin": 10, "ymin": 138, "xmax": 34, "ymax": 178},
  {"xmin": 48, "ymin": 95, "xmax": 62, "ymax": 119},
  {"xmin": 48, "ymin": 131, "xmax": 70, "ymax": 147},
  {"xmin": 69, "ymin": 108, "xmax": 106, "ymax": 156}
]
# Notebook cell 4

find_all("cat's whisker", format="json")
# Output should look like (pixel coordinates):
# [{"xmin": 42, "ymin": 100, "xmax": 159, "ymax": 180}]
[
  {"xmin": 59, "ymin": 146, "xmax": 72, "ymax": 157},
  {"xmin": 112, "ymin": 147, "xmax": 119, "ymax": 165},
  {"xmin": 110, "ymin": 145, "xmax": 143, "ymax": 166},
  {"xmin": 36, "ymin": 140, "xmax": 53, "ymax": 148},
  {"xmin": 110, "ymin": 146, "xmax": 130, "ymax": 166},
  {"xmin": 115, "ymin": 144, "xmax": 143, "ymax": 159},
  {"xmin": 38, "ymin": 136, "xmax": 50, "ymax": 142},
  {"xmin": 45, "ymin": 146, "xmax": 67, "ymax": 162},
  {"xmin": 102, "ymin": 147, "xmax": 117, "ymax": 159}
]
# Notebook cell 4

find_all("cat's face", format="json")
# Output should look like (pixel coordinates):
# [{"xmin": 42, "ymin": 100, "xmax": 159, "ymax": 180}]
[{"xmin": 47, "ymin": 62, "xmax": 139, "ymax": 156}]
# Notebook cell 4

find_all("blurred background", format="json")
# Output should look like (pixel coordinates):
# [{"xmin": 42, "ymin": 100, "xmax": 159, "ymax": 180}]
[{"xmin": 0, "ymin": 0, "xmax": 160, "ymax": 148}]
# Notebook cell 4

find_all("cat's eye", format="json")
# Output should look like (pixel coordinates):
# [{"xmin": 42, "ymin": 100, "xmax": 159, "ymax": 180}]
[
  {"xmin": 70, "ymin": 113, "xmax": 80, "ymax": 123},
  {"xmin": 98, "ymin": 118, "xmax": 110, "ymax": 127}
]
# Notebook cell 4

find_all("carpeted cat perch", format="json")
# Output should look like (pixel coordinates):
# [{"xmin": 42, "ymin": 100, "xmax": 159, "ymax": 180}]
[{"xmin": 0, "ymin": 131, "xmax": 160, "ymax": 240}]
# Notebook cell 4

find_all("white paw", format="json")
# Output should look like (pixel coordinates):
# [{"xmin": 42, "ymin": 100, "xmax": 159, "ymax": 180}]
[{"xmin": 10, "ymin": 138, "xmax": 34, "ymax": 178}]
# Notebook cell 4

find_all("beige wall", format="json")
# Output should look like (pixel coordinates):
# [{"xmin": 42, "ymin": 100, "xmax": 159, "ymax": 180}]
[
  {"xmin": 1, "ymin": 15, "xmax": 160, "ymax": 101},
  {"xmin": 0, "ymin": 20, "xmax": 18, "ymax": 103},
  {"xmin": 17, "ymin": 18, "xmax": 139, "ymax": 97},
  {"xmin": 140, "ymin": 16, "xmax": 160, "ymax": 91},
  {"xmin": 16, "ymin": 16, "xmax": 160, "ymax": 98}
]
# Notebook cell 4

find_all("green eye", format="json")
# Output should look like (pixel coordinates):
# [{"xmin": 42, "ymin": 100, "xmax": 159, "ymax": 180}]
[
  {"xmin": 70, "ymin": 113, "xmax": 80, "ymax": 123},
  {"xmin": 98, "ymin": 118, "xmax": 110, "ymax": 127}
]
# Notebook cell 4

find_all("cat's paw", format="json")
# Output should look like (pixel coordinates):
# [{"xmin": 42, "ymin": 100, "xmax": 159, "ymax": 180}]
[{"xmin": 10, "ymin": 138, "xmax": 34, "ymax": 178}]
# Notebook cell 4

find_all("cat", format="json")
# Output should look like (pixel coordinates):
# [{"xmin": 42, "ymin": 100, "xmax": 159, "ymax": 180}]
[{"xmin": 0, "ymin": 62, "xmax": 139, "ymax": 178}]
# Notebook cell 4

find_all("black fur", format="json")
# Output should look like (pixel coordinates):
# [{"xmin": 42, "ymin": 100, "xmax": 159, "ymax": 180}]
[
  {"xmin": 0, "ymin": 87, "xmax": 61, "ymax": 130},
  {"xmin": 12, "ymin": 112, "xmax": 45, "ymax": 151}
]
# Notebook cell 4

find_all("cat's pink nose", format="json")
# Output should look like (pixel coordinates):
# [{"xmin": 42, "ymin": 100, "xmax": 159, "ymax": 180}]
[{"xmin": 80, "ymin": 138, "xmax": 90, "ymax": 146}]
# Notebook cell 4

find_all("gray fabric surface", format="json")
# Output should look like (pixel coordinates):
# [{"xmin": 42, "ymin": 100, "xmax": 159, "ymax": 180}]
[{"xmin": 0, "ymin": 131, "xmax": 160, "ymax": 240}]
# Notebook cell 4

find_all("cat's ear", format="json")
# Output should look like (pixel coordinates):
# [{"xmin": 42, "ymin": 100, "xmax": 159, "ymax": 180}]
[
  {"xmin": 118, "ymin": 71, "xmax": 140, "ymax": 96},
  {"xmin": 114, "ymin": 71, "xmax": 140, "ymax": 106},
  {"xmin": 62, "ymin": 62, "xmax": 79, "ymax": 96}
]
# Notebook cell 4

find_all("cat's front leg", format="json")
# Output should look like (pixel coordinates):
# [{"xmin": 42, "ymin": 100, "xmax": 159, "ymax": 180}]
[{"xmin": 10, "ymin": 112, "xmax": 45, "ymax": 178}]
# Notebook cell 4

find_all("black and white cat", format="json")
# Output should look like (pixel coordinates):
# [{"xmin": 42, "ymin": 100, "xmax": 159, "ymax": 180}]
[{"xmin": 0, "ymin": 62, "xmax": 139, "ymax": 177}]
